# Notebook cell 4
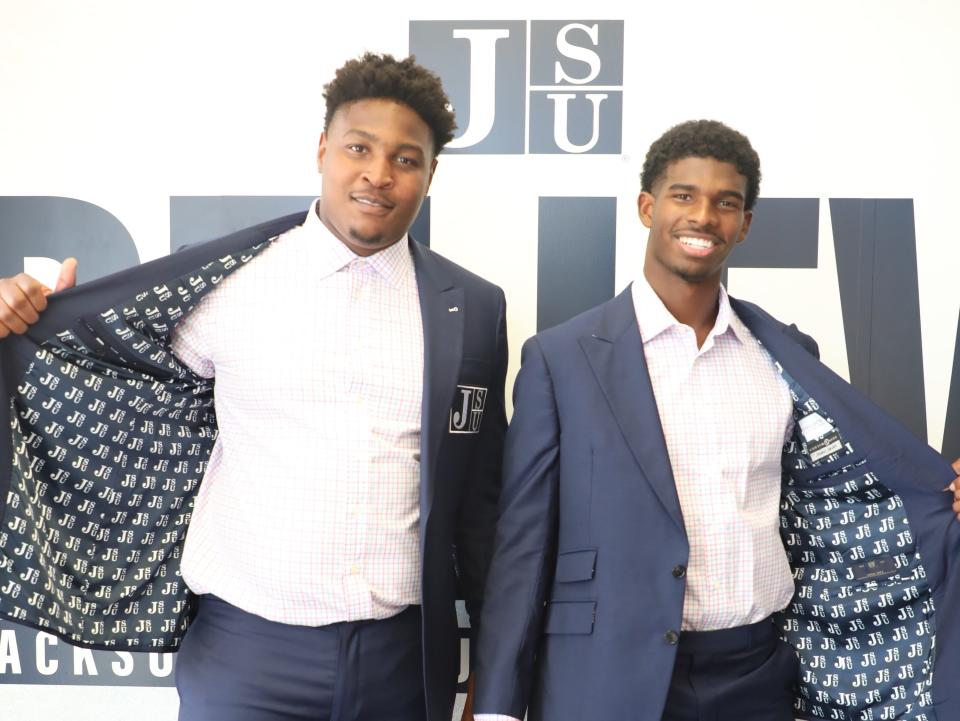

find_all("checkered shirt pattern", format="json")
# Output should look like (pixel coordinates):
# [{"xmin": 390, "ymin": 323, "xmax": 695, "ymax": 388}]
[
  {"xmin": 632, "ymin": 277, "xmax": 795, "ymax": 631},
  {"xmin": 172, "ymin": 201, "xmax": 424, "ymax": 626},
  {"xmin": 474, "ymin": 281, "xmax": 798, "ymax": 721}
]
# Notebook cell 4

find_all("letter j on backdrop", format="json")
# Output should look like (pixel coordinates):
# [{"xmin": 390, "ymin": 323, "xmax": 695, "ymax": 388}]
[{"xmin": 410, "ymin": 20, "xmax": 624, "ymax": 154}]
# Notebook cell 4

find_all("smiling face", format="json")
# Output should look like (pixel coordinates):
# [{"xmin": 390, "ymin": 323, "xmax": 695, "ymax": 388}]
[
  {"xmin": 316, "ymin": 98, "xmax": 437, "ymax": 256},
  {"xmin": 639, "ymin": 156, "xmax": 753, "ymax": 289}
]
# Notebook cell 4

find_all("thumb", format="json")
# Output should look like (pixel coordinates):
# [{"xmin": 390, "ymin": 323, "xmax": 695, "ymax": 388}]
[{"xmin": 54, "ymin": 257, "xmax": 78, "ymax": 292}]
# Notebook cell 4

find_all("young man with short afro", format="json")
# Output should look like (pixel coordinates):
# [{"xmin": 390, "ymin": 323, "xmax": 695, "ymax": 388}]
[
  {"xmin": 0, "ymin": 52, "xmax": 507, "ymax": 721},
  {"xmin": 470, "ymin": 120, "xmax": 960, "ymax": 721}
]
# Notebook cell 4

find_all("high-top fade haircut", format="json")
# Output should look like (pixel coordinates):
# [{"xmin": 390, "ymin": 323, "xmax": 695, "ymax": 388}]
[
  {"xmin": 640, "ymin": 120, "xmax": 762, "ymax": 211},
  {"xmin": 322, "ymin": 52, "xmax": 457, "ymax": 159}
]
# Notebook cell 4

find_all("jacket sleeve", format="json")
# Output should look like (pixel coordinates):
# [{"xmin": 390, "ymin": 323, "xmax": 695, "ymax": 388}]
[{"xmin": 473, "ymin": 336, "xmax": 560, "ymax": 718}]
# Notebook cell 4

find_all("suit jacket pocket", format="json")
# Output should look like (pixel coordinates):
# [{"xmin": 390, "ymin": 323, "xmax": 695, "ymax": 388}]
[
  {"xmin": 554, "ymin": 549, "xmax": 597, "ymax": 583},
  {"xmin": 543, "ymin": 601, "xmax": 596, "ymax": 635}
]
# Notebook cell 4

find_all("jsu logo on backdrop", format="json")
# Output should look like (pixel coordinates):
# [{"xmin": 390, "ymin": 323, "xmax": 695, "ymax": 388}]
[{"xmin": 410, "ymin": 20, "xmax": 623, "ymax": 154}]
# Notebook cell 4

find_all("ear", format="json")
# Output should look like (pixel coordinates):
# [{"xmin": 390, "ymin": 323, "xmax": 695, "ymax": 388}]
[
  {"xmin": 316, "ymin": 132, "xmax": 328, "ymax": 173},
  {"xmin": 426, "ymin": 157, "xmax": 438, "ymax": 193},
  {"xmin": 637, "ymin": 192, "xmax": 655, "ymax": 229},
  {"xmin": 737, "ymin": 209, "xmax": 753, "ymax": 243}
]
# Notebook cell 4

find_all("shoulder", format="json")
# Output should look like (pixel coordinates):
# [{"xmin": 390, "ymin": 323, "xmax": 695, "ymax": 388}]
[
  {"xmin": 522, "ymin": 297, "xmax": 615, "ymax": 360},
  {"xmin": 539, "ymin": 303, "xmax": 608, "ymax": 341}
]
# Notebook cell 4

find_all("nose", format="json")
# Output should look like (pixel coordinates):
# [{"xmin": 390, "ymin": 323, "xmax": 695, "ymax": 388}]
[
  {"xmin": 362, "ymin": 155, "xmax": 394, "ymax": 188},
  {"xmin": 687, "ymin": 197, "xmax": 717, "ymax": 228}
]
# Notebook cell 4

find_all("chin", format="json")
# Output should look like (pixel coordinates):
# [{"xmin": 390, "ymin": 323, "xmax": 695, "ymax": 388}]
[
  {"xmin": 348, "ymin": 229, "xmax": 386, "ymax": 246},
  {"xmin": 672, "ymin": 263, "xmax": 719, "ymax": 284}
]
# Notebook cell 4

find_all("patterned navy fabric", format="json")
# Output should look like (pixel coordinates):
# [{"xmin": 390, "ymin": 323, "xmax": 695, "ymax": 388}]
[
  {"xmin": 0, "ymin": 250, "xmax": 948, "ymax": 720},
  {"xmin": 776, "ymin": 361, "xmax": 936, "ymax": 721},
  {"xmin": 0, "ymin": 243, "xmax": 270, "ymax": 650}
]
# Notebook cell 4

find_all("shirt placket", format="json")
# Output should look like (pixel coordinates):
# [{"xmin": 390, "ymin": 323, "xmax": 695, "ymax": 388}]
[
  {"xmin": 343, "ymin": 259, "xmax": 374, "ymax": 617},
  {"xmin": 669, "ymin": 331, "xmax": 703, "ymax": 625}
]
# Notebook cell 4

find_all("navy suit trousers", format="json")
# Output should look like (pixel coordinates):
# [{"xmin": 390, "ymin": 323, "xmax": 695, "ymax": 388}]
[
  {"xmin": 176, "ymin": 595, "xmax": 427, "ymax": 721},
  {"xmin": 661, "ymin": 619, "xmax": 798, "ymax": 721}
]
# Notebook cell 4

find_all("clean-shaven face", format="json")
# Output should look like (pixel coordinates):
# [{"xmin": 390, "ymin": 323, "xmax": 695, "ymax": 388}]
[{"xmin": 639, "ymin": 156, "xmax": 753, "ymax": 284}]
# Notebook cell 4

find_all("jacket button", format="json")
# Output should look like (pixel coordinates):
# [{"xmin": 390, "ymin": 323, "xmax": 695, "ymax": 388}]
[
  {"xmin": 672, "ymin": 564, "xmax": 686, "ymax": 578},
  {"xmin": 664, "ymin": 630, "xmax": 679, "ymax": 645}
]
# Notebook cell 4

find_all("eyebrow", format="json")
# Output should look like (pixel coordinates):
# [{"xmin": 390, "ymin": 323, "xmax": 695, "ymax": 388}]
[
  {"xmin": 667, "ymin": 183, "xmax": 745, "ymax": 202},
  {"xmin": 344, "ymin": 129, "xmax": 426, "ymax": 157}
]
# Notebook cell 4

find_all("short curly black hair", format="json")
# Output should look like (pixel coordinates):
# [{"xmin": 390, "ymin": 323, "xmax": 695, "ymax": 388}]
[
  {"xmin": 641, "ymin": 120, "xmax": 761, "ymax": 211},
  {"xmin": 323, "ymin": 52, "xmax": 457, "ymax": 159}
]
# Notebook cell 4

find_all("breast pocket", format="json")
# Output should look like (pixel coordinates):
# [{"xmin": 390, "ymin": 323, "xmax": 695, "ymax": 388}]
[{"xmin": 554, "ymin": 549, "xmax": 597, "ymax": 583}]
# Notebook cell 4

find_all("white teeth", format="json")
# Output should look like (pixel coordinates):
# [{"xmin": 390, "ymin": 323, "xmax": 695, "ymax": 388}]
[
  {"xmin": 355, "ymin": 197, "xmax": 382, "ymax": 207},
  {"xmin": 679, "ymin": 236, "xmax": 713, "ymax": 249}
]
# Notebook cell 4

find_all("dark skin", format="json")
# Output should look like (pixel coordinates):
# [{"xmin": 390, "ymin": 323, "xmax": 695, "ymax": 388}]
[
  {"xmin": 0, "ymin": 259, "xmax": 76, "ymax": 338},
  {"xmin": 638, "ymin": 156, "xmax": 752, "ymax": 348},
  {"xmin": 0, "ymin": 153, "xmax": 959, "ymax": 721},
  {"xmin": 634, "ymin": 155, "xmax": 960, "ymax": 515},
  {"xmin": 464, "ymin": 156, "xmax": 960, "ymax": 721},
  {"xmin": 316, "ymin": 98, "xmax": 437, "ymax": 257},
  {"xmin": 952, "ymin": 459, "xmax": 960, "ymax": 516},
  {"xmin": 3, "ymin": 95, "xmax": 485, "ymax": 716}
]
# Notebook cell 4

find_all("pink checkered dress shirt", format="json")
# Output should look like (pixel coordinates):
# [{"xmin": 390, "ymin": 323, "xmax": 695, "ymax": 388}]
[
  {"xmin": 475, "ymin": 281, "xmax": 796, "ymax": 721},
  {"xmin": 631, "ymin": 277, "xmax": 795, "ymax": 631},
  {"xmin": 172, "ymin": 202, "xmax": 424, "ymax": 626}
]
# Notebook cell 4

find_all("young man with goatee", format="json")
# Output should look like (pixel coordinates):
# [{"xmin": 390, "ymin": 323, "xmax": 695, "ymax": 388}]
[
  {"xmin": 0, "ymin": 53, "xmax": 506, "ymax": 721},
  {"xmin": 468, "ymin": 120, "xmax": 960, "ymax": 721}
]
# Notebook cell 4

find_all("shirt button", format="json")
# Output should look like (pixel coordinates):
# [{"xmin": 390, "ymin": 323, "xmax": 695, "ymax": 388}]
[
  {"xmin": 350, "ymin": 564, "xmax": 360, "ymax": 575},
  {"xmin": 672, "ymin": 564, "xmax": 686, "ymax": 578},
  {"xmin": 664, "ymin": 630, "xmax": 679, "ymax": 645}
]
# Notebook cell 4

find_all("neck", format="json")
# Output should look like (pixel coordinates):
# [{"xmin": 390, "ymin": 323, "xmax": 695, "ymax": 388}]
[{"xmin": 643, "ymin": 263, "xmax": 721, "ymax": 348}]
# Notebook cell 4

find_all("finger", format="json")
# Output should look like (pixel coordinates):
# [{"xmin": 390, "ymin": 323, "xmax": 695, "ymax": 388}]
[
  {"xmin": 54, "ymin": 258, "xmax": 78, "ymax": 292},
  {"xmin": 0, "ymin": 283, "xmax": 40, "ymax": 329},
  {"xmin": 952, "ymin": 458, "xmax": 960, "ymax": 475},
  {"xmin": 0, "ymin": 307, "xmax": 29, "ymax": 335},
  {"xmin": 13, "ymin": 274, "xmax": 49, "ymax": 314}
]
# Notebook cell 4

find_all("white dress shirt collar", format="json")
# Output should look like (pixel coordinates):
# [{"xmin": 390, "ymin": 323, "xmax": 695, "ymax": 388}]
[
  {"xmin": 631, "ymin": 275, "xmax": 748, "ymax": 349},
  {"xmin": 304, "ymin": 198, "xmax": 415, "ymax": 289}
]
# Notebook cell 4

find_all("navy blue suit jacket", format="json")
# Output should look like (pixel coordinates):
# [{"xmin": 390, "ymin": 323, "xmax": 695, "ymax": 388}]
[
  {"xmin": 474, "ymin": 287, "xmax": 958, "ymax": 721},
  {"xmin": 0, "ymin": 212, "xmax": 507, "ymax": 721}
]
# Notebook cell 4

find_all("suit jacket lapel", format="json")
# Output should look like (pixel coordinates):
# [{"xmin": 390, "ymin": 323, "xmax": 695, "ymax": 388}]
[
  {"xmin": 411, "ymin": 240, "xmax": 464, "ymax": 528},
  {"xmin": 579, "ymin": 287, "xmax": 685, "ymax": 531}
]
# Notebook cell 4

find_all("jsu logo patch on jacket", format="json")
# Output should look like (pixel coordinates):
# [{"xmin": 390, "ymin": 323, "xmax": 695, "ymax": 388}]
[{"xmin": 450, "ymin": 385, "xmax": 488, "ymax": 434}]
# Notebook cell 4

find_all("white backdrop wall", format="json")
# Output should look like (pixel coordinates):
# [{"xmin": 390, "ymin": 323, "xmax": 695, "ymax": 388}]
[{"xmin": 1, "ymin": 1, "xmax": 959, "ymax": 719}]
